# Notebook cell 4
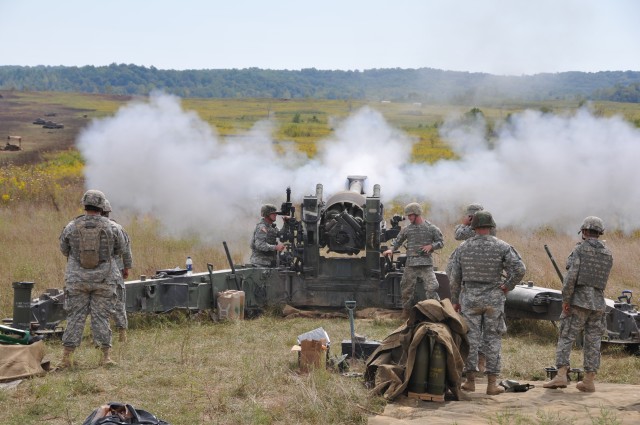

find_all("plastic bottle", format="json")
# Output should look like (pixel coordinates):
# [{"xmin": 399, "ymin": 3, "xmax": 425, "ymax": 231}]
[{"xmin": 186, "ymin": 256, "xmax": 193, "ymax": 276}]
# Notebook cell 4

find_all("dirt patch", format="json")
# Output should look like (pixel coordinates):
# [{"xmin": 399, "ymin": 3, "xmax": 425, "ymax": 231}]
[{"xmin": 369, "ymin": 380, "xmax": 640, "ymax": 424}]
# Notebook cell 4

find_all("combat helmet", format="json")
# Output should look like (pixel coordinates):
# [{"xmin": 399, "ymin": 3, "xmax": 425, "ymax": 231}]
[
  {"xmin": 580, "ymin": 216, "xmax": 605, "ymax": 235},
  {"xmin": 81, "ymin": 190, "xmax": 106, "ymax": 211},
  {"xmin": 261, "ymin": 204, "xmax": 278, "ymax": 217},
  {"xmin": 465, "ymin": 203, "xmax": 484, "ymax": 215},
  {"xmin": 102, "ymin": 199, "xmax": 112, "ymax": 213},
  {"xmin": 471, "ymin": 211, "xmax": 496, "ymax": 229},
  {"xmin": 404, "ymin": 202, "xmax": 423, "ymax": 216}
]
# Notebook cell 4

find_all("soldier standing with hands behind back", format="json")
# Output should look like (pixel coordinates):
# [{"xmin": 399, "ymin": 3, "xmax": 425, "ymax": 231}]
[
  {"xmin": 383, "ymin": 203, "xmax": 444, "ymax": 317},
  {"xmin": 449, "ymin": 211, "xmax": 525, "ymax": 395},
  {"xmin": 543, "ymin": 216, "xmax": 613, "ymax": 392}
]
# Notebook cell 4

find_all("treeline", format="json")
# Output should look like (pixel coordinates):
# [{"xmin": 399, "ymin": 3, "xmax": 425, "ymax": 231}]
[{"xmin": 1, "ymin": 64, "xmax": 639, "ymax": 103}]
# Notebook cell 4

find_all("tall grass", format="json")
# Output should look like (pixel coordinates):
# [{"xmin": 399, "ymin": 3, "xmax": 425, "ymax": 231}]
[{"xmin": 1, "ymin": 93, "xmax": 640, "ymax": 424}]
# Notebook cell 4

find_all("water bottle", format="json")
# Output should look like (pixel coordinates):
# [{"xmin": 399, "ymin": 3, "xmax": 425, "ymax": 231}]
[{"xmin": 186, "ymin": 256, "xmax": 193, "ymax": 276}]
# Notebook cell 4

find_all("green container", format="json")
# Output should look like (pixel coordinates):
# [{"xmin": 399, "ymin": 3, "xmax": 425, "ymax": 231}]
[
  {"xmin": 426, "ymin": 341, "xmax": 447, "ymax": 395},
  {"xmin": 12, "ymin": 281, "xmax": 34, "ymax": 330},
  {"xmin": 407, "ymin": 335, "xmax": 430, "ymax": 393}
]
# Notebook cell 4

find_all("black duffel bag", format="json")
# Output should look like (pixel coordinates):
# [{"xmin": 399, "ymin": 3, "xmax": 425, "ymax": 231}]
[{"xmin": 82, "ymin": 402, "xmax": 170, "ymax": 425}]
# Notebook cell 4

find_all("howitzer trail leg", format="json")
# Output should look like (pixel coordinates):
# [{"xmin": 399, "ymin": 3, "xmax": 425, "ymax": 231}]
[
  {"xmin": 57, "ymin": 346, "xmax": 75, "ymax": 370},
  {"xmin": 486, "ymin": 374, "xmax": 505, "ymax": 395},
  {"xmin": 576, "ymin": 371, "xmax": 596, "ymax": 392},
  {"xmin": 461, "ymin": 371, "xmax": 476, "ymax": 392},
  {"xmin": 543, "ymin": 366, "xmax": 569, "ymax": 389},
  {"xmin": 100, "ymin": 347, "xmax": 117, "ymax": 367}
]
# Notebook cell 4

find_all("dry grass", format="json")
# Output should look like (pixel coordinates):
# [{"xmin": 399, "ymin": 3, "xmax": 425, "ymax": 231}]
[{"xmin": 2, "ymin": 92, "xmax": 640, "ymax": 424}]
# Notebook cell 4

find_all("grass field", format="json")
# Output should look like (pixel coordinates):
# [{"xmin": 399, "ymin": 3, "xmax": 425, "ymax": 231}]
[{"xmin": 1, "ymin": 91, "xmax": 639, "ymax": 424}]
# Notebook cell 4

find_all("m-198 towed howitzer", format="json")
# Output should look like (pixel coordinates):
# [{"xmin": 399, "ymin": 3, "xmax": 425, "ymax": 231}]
[
  {"xmin": 120, "ymin": 175, "xmax": 450, "ymax": 317},
  {"xmin": 504, "ymin": 245, "xmax": 640, "ymax": 352}
]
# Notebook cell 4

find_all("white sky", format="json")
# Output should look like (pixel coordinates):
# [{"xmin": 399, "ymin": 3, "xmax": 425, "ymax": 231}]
[{"xmin": 0, "ymin": 0, "xmax": 638, "ymax": 75}]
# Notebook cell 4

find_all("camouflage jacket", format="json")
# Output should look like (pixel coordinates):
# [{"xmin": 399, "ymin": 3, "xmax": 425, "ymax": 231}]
[
  {"xmin": 250, "ymin": 218, "xmax": 279, "ymax": 266},
  {"xmin": 110, "ymin": 219, "xmax": 133, "ymax": 271},
  {"xmin": 563, "ymin": 238, "xmax": 613, "ymax": 311},
  {"xmin": 59, "ymin": 214, "xmax": 125, "ymax": 284},
  {"xmin": 454, "ymin": 224, "xmax": 476, "ymax": 241},
  {"xmin": 392, "ymin": 220, "xmax": 444, "ymax": 267},
  {"xmin": 449, "ymin": 234, "xmax": 526, "ymax": 304}
]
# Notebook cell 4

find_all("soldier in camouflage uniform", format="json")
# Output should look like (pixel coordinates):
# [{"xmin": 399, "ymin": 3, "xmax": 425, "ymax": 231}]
[
  {"xmin": 543, "ymin": 216, "xmax": 613, "ymax": 393},
  {"xmin": 454, "ymin": 203, "xmax": 484, "ymax": 241},
  {"xmin": 449, "ymin": 211, "xmax": 526, "ymax": 395},
  {"xmin": 447, "ymin": 203, "xmax": 489, "ymax": 373},
  {"xmin": 102, "ymin": 200, "xmax": 133, "ymax": 343},
  {"xmin": 58, "ymin": 190, "xmax": 125, "ymax": 369},
  {"xmin": 250, "ymin": 204, "xmax": 285, "ymax": 267},
  {"xmin": 382, "ymin": 203, "xmax": 444, "ymax": 316}
]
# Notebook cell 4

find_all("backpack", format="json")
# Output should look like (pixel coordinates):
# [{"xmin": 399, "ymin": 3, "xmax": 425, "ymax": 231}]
[
  {"xmin": 82, "ymin": 402, "xmax": 170, "ymax": 425},
  {"xmin": 76, "ymin": 217, "xmax": 109, "ymax": 269}
]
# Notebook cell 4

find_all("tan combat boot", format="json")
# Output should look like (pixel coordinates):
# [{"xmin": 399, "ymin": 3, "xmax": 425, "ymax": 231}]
[
  {"xmin": 100, "ymin": 347, "xmax": 117, "ymax": 367},
  {"xmin": 576, "ymin": 371, "xmax": 596, "ymax": 392},
  {"xmin": 478, "ymin": 353, "xmax": 486, "ymax": 374},
  {"xmin": 461, "ymin": 371, "xmax": 476, "ymax": 392},
  {"xmin": 56, "ymin": 346, "xmax": 75, "ymax": 370},
  {"xmin": 543, "ymin": 366, "xmax": 569, "ymax": 389},
  {"xmin": 486, "ymin": 374, "xmax": 505, "ymax": 395},
  {"xmin": 118, "ymin": 328, "xmax": 127, "ymax": 343}
]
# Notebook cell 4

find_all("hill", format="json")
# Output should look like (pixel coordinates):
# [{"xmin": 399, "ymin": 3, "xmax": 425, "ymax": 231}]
[{"xmin": 1, "ymin": 65, "xmax": 640, "ymax": 103}]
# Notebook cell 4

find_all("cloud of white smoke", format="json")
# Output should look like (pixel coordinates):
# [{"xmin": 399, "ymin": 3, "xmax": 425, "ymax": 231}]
[{"xmin": 77, "ymin": 93, "xmax": 640, "ymax": 247}]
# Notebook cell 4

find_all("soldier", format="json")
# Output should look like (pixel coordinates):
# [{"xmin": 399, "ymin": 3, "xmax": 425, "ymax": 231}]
[
  {"xmin": 58, "ymin": 190, "xmax": 125, "ymax": 369},
  {"xmin": 102, "ymin": 200, "xmax": 133, "ymax": 343},
  {"xmin": 382, "ymin": 202, "xmax": 444, "ymax": 316},
  {"xmin": 449, "ymin": 211, "xmax": 526, "ymax": 395},
  {"xmin": 448, "ymin": 202, "xmax": 489, "ymax": 373},
  {"xmin": 543, "ymin": 216, "xmax": 613, "ymax": 392},
  {"xmin": 250, "ymin": 204, "xmax": 285, "ymax": 267},
  {"xmin": 454, "ymin": 203, "xmax": 484, "ymax": 241}
]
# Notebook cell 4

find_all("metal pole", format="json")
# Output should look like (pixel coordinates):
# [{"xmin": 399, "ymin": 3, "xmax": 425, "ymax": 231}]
[{"xmin": 345, "ymin": 300, "xmax": 357, "ymax": 359}]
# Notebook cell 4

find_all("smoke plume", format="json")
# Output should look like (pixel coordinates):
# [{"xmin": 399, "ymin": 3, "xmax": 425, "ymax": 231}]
[{"xmin": 77, "ymin": 93, "xmax": 640, "ymax": 246}]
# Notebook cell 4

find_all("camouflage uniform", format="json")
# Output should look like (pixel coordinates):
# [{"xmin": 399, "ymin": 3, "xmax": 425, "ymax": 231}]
[
  {"xmin": 454, "ymin": 224, "xmax": 477, "ymax": 241},
  {"xmin": 392, "ymin": 220, "xmax": 444, "ymax": 311},
  {"xmin": 60, "ymin": 214, "xmax": 125, "ymax": 348},
  {"xmin": 554, "ymin": 238, "xmax": 613, "ymax": 372},
  {"xmin": 449, "ymin": 234, "xmax": 526, "ymax": 375},
  {"xmin": 250, "ymin": 218, "xmax": 280, "ymax": 267},
  {"xmin": 109, "ymin": 220, "xmax": 133, "ymax": 330}
]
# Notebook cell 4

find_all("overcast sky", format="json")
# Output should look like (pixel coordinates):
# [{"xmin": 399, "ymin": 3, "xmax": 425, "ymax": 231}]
[{"xmin": 1, "ymin": 0, "xmax": 638, "ymax": 75}]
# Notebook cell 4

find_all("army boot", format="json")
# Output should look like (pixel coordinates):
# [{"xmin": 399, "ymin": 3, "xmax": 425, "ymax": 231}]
[
  {"xmin": 100, "ymin": 347, "xmax": 117, "ymax": 367},
  {"xmin": 57, "ymin": 346, "xmax": 75, "ymax": 370},
  {"xmin": 461, "ymin": 371, "xmax": 476, "ymax": 392},
  {"xmin": 576, "ymin": 371, "xmax": 596, "ymax": 392},
  {"xmin": 486, "ymin": 374, "xmax": 505, "ymax": 395},
  {"xmin": 118, "ymin": 328, "xmax": 127, "ymax": 343},
  {"xmin": 543, "ymin": 366, "xmax": 569, "ymax": 389}
]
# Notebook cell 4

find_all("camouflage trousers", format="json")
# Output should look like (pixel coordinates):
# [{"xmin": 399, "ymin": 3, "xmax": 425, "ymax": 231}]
[
  {"xmin": 555, "ymin": 305, "xmax": 606, "ymax": 372},
  {"xmin": 112, "ymin": 281, "xmax": 128, "ymax": 329},
  {"xmin": 62, "ymin": 280, "xmax": 116, "ymax": 348},
  {"xmin": 461, "ymin": 285, "xmax": 507, "ymax": 375},
  {"xmin": 400, "ymin": 265, "xmax": 440, "ymax": 313}
]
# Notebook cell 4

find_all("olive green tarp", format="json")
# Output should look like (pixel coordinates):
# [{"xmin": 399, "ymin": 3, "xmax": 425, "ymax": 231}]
[{"xmin": 365, "ymin": 299, "xmax": 469, "ymax": 401}]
